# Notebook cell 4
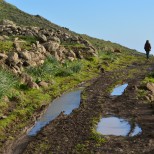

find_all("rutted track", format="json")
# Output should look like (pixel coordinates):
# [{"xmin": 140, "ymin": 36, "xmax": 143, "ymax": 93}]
[{"xmin": 7, "ymin": 61, "xmax": 154, "ymax": 154}]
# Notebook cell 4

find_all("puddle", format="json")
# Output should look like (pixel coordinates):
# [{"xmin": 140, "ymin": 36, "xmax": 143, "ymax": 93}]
[
  {"xmin": 97, "ymin": 117, "xmax": 142, "ymax": 136},
  {"xmin": 129, "ymin": 124, "xmax": 142, "ymax": 137},
  {"xmin": 28, "ymin": 89, "xmax": 82, "ymax": 136},
  {"xmin": 111, "ymin": 83, "xmax": 128, "ymax": 96}
]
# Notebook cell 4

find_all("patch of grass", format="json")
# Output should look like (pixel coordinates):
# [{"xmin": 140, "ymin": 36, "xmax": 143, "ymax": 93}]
[
  {"xmin": 27, "ymin": 56, "xmax": 83, "ymax": 80},
  {"xmin": 75, "ymin": 143, "xmax": 87, "ymax": 153},
  {"xmin": 18, "ymin": 36, "xmax": 38, "ymax": 44},
  {"xmin": 143, "ymin": 73, "xmax": 154, "ymax": 84},
  {"xmin": 0, "ymin": 41, "xmax": 14, "ymax": 52},
  {"xmin": 0, "ymin": 0, "xmax": 65, "ymax": 31},
  {"xmin": 0, "ymin": 88, "xmax": 51, "ymax": 144},
  {"xmin": 90, "ymin": 131, "xmax": 105, "ymax": 144},
  {"xmin": 89, "ymin": 117, "xmax": 105, "ymax": 144},
  {"xmin": 0, "ymin": 69, "xmax": 17, "ymax": 99},
  {"xmin": 137, "ymin": 89, "xmax": 148, "ymax": 98}
]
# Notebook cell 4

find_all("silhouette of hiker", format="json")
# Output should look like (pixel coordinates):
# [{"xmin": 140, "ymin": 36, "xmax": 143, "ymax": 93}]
[{"xmin": 144, "ymin": 40, "xmax": 151, "ymax": 59}]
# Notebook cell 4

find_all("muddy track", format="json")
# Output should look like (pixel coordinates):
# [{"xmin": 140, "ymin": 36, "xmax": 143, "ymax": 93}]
[{"xmin": 7, "ymin": 61, "xmax": 154, "ymax": 154}]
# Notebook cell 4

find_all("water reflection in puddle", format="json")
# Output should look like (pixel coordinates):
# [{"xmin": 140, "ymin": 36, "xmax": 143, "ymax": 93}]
[
  {"xmin": 28, "ymin": 89, "xmax": 82, "ymax": 136},
  {"xmin": 97, "ymin": 117, "xmax": 142, "ymax": 136},
  {"xmin": 111, "ymin": 83, "xmax": 128, "ymax": 96}
]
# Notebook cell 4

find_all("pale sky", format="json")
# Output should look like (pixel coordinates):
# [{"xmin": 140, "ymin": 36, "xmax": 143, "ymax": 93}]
[{"xmin": 5, "ymin": 0, "xmax": 154, "ymax": 54}]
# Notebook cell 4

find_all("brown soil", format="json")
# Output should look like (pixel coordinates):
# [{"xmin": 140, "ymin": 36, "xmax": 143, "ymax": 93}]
[{"xmin": 6, "ymin": 61, "xmax": 154, "ymax": 154}]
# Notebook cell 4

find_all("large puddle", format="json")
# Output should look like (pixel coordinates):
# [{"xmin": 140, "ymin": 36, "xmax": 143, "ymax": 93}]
[
  {"xmin": 28, "ymin": 89, "xmax": 82, "ymax": 136},
  {"xmin": 97, "ymin": 117, "xmax": 142, "ymax": 137},
  {"xmin": 111, "ymin": 83, "xmax": 128, "ymax": 96}
]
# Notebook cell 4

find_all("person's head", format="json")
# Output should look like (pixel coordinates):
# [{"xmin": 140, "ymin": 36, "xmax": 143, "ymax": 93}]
[{"xmin": 146, "ymin": 40, "xmax": 149, "ymax": 43}]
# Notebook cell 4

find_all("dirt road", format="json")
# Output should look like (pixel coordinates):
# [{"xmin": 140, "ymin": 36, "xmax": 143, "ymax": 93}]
[{"xmin": 10, "ymin": 60, "xmax": 154, "ymax": 154}]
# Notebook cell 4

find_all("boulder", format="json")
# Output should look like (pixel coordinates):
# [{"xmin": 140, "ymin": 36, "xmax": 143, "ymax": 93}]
[
  {"xmin": 43, "ymin": 41, "xmax": 60, "ymax": 52},
  {"xmin": 48, "ymin": 36, "xmax": 61, "ymax": 43},
  {"xmin": 19, "ymin": 50, "xmax": 31, "ymax": 61},
  {"xmin": 1, "ymin": 20, "xmax": 16, "ymax": 27},
  {"xmin": 36, "ymin": 41, "xmax": 47, "ymax": 53},
  {"xmin": 6, "ymin": 52, "xmax": 19, "ymax": 66},
  {"xmin": 68, "ymin": 50, "xmax": 76, "ymax": 58},
  {"xmin": 38, "ymin": 34, "xmax": 47, "ymax": 42}
]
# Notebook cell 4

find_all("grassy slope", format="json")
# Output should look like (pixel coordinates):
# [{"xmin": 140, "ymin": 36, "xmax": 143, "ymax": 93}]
[
  {"xmin": 0, "ymin": 0, "xmax": 65, "ymax": 31},
  {"xmin": 0, "ymin": 0, "xmax": 150, "ymax": 152}
]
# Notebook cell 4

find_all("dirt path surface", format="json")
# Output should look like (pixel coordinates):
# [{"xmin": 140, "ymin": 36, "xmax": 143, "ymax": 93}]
[{"xmin": 11, "ymin": 61, "xmax": 154, "ymax": 154}]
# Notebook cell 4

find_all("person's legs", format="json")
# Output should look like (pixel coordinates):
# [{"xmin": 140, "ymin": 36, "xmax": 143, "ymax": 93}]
[{"xmin": 146, "ymin": 51, "xmax": 149, "ymax": 59}]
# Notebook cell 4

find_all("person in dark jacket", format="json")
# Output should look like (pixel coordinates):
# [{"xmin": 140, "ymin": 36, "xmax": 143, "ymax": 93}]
[{"xmin": 144, "ymin": 40, "xmax": 151, "ymax": 59}]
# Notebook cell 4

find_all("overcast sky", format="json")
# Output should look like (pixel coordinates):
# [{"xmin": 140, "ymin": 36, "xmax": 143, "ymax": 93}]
[{"xmin": 5, "ymin": 0, "xmax": 154, "ymax": 54}]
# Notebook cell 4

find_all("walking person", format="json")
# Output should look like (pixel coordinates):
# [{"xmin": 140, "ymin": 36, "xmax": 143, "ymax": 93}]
[{"xmin": 144, "ymin": 40, "xmax": 151, "ymax": 59}]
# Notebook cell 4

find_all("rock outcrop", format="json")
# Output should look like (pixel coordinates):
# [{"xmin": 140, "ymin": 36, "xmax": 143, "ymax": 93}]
[{"xmin": 0, "ymin": 20, "xmax": 98, "ymax": 75}]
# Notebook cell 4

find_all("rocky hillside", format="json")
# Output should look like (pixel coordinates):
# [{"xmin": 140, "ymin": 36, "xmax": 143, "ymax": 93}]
[
  {"xmin": 0, "ymin": 19, "xmax": 97, "ymax": 72},
  {"xmin": 0, "ymin": 1, "xmax": 147, "ymax": 153}
]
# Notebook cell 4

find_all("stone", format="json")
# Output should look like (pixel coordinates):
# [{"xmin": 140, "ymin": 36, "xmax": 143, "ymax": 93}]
[
  {"xmin": 38, "ymin": 81, "xmax": 48, "ymax": 88},
  {"xmin": 114, "ymin": 49, "xmax": 121, "ymax": 53},
  {"xmin": 38, "ymin": 34, "xmax": 47, "ymax": 42},
  {"xmin": 54, "ymin": 51, "xmax": 60, "ymax": 61},
  {"xmin": 13, "ymin": 41, "xmax": 21, "ymax": 52},
  {"xmin": 145, "ymin": 96, "xmax": 151, "ymax": 102},
  {"xmin": 0, "ymin": 53, "xmax": 8, "ymax": 60},
  {"xmin": 12, "ymin": 65, "xmax": 21, "ymax": 74},
  {"xmin": 43, "ymin": 41, "xmax": 60, "ymax": 52},
  {"xmin": 20, "ymin": 73, "xmax": 33, "ymax": 84},
  {"xmin": 68, "ymin": 57, "xmax": 75, "ymax": 61},
  {"xmin": 2, "ymin": 35, "xmax": 9, "ymax": 40},
  {"xmin": 36, "ymin": 41, "xmax": 47, "ymax": 53},
  {"xmin": 49, "ymin": 36, "xmax": 61, "ymax": 43},
  {"xmin": 75, "ymin": 50, "xmax": 83, "ymax": 59},
  {"xmin": 1, "ymin": 20, "xmax": 16, "ymax": 27},
  {"xmin": 0, "ymin": 36, "xmax": 4, "ymax": 41},
  {"xmin": 0, "ymin": 115, "xmax": 7, "ymax": 120},
  {"xmin": 147, "ymin": 82, "xmax": 154, "ymax": 94},
  {"xmin": 68, "ymin": 50, "xmax": 76, "ymax": 58},
  {"xmin": 19, "ymin": 50, "xmax": 31, "ymax": 61},
  {"xmin": 27, "ymin": 81, "xmax": 39, "ymax": 89},
  {"xmin": 6, "ymin": 52, "xmax": 19, "ymax": 66}
]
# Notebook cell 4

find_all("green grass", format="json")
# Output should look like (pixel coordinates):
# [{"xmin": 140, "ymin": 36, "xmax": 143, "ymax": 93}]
[
  {"xmin": 90, "ymin": 116, "xmax": 105, "ymax": 144},
  {"xmin": 0, "ymin": 69, "xmax": 17, "ymax": 98},
  {"xmin": 26, "ymin": 56, "xmax": 83, "ymax": 80},
  {"xmin": 0, "ymin": 41, "xmax": 14, "ymax": 53},
  {"xmin": 143, "ymin": 72, "xmax": 154, "ymax": 84},
  {"xmin": 0, "ymin": 0, "xmax": 67, "ymax": 31}
]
